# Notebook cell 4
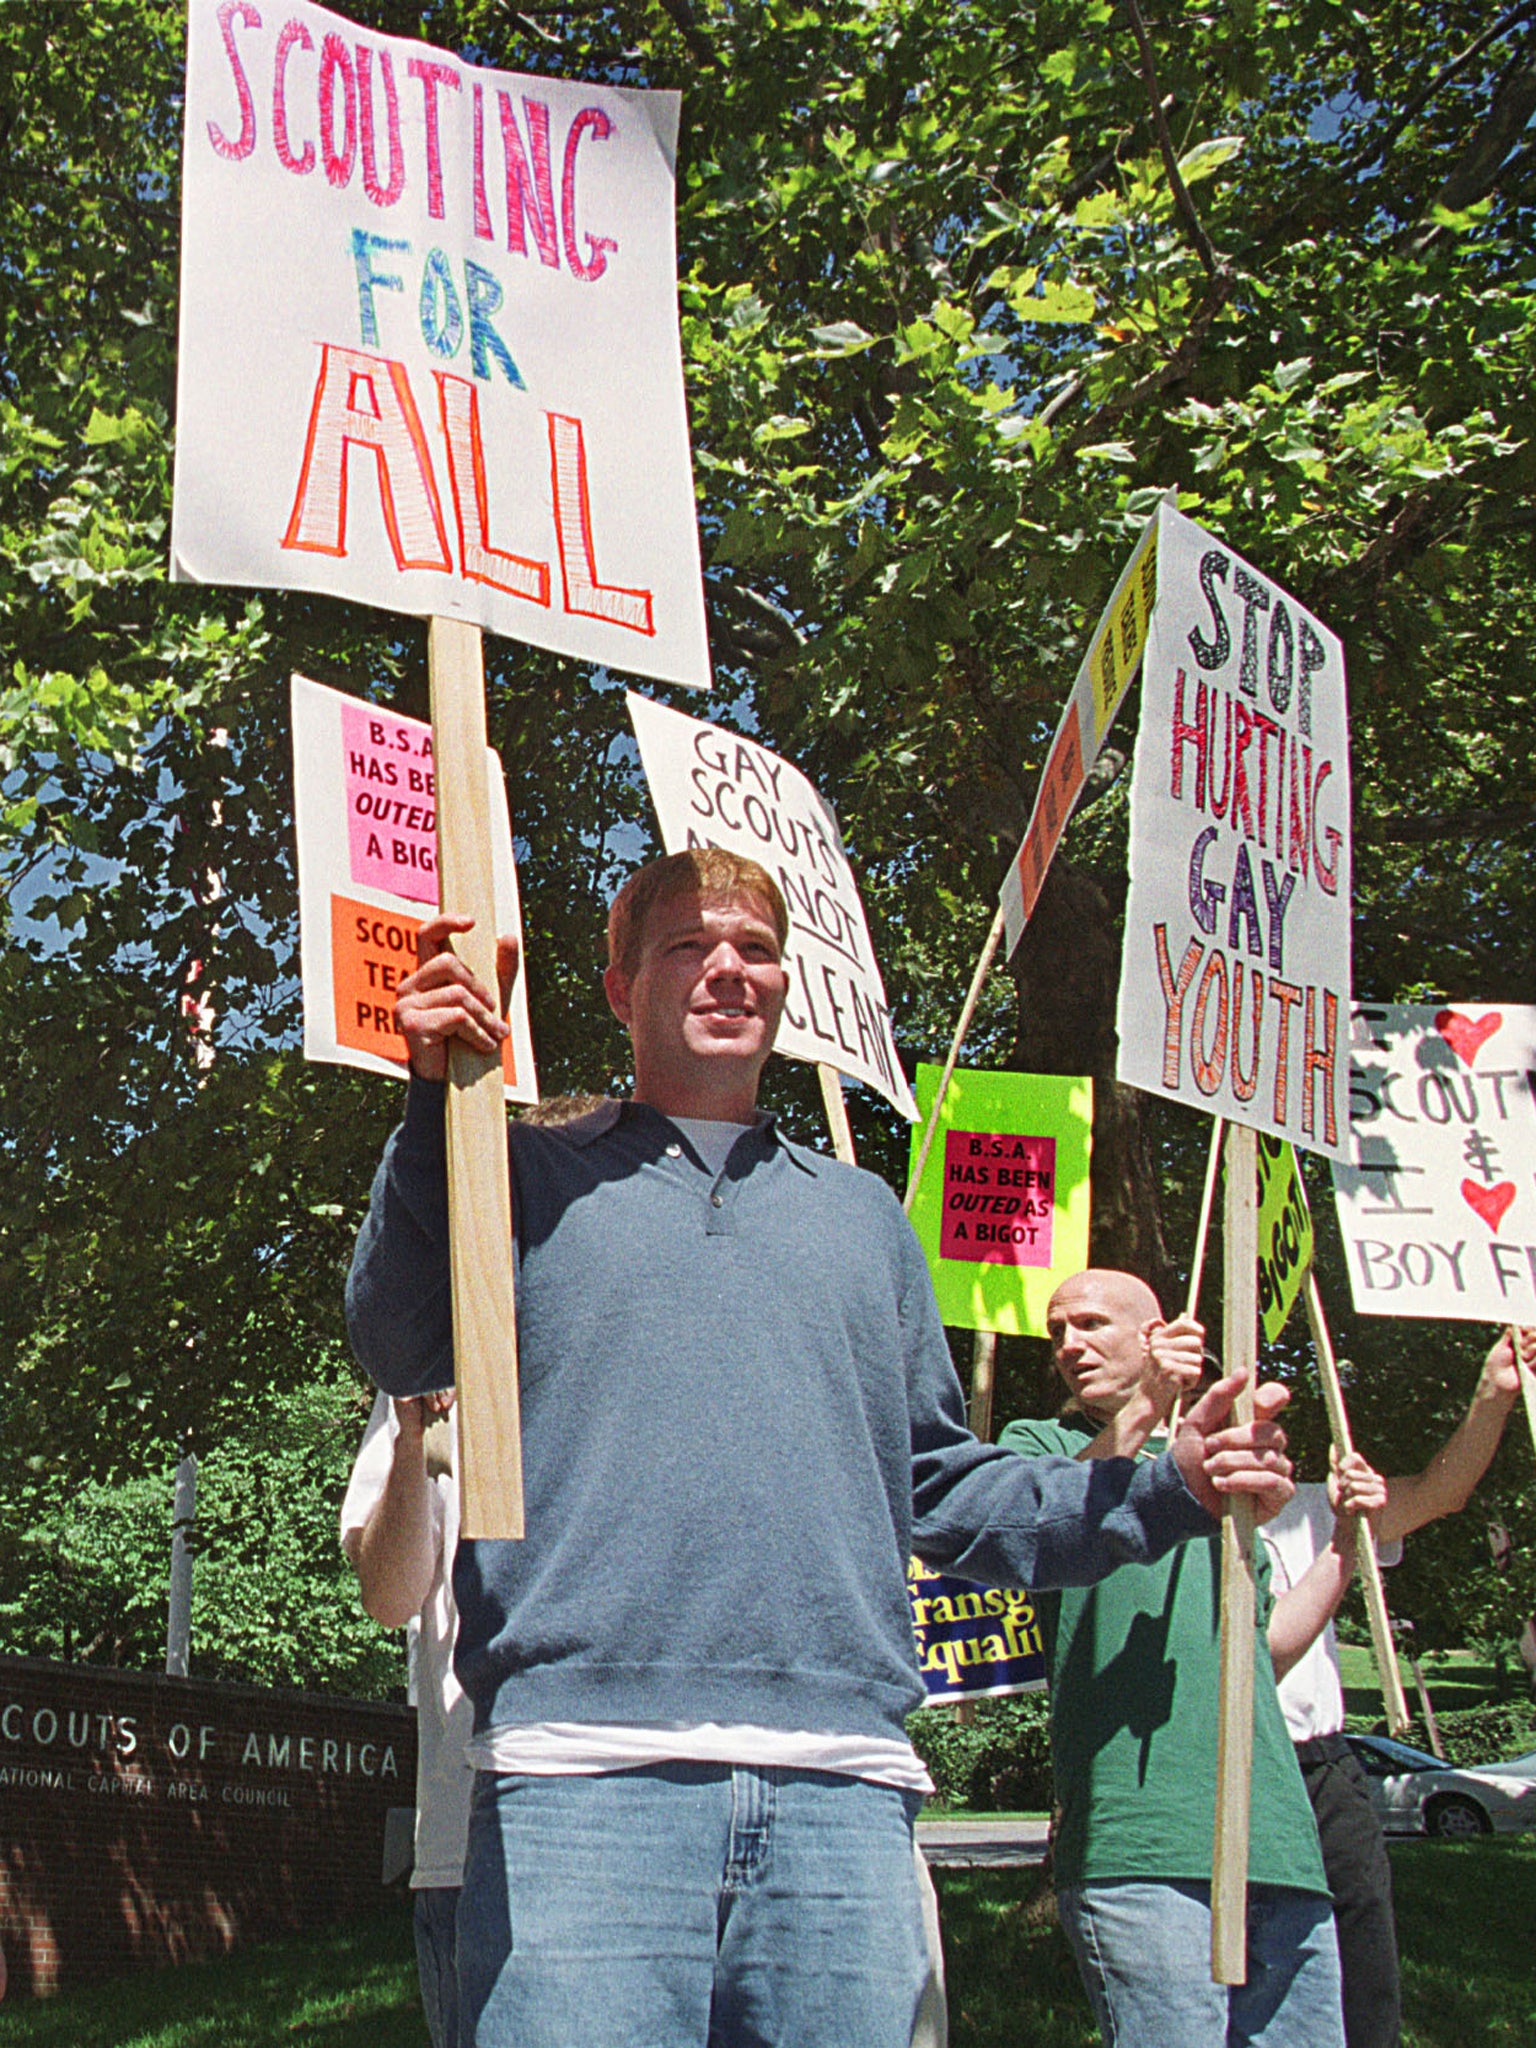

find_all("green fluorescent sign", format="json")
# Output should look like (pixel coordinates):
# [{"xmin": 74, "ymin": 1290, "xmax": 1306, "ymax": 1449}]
[
  {"xmin": 908, "ymin": 1064, "xmax": 1093, "ymax": 1336},
  {"xmin": 1256, "ymin": 1132, "xmax": 1314, "ymax": 1343}
]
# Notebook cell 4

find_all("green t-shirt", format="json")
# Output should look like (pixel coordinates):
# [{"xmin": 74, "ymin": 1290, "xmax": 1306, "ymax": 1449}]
[{"xmin": 997, "ymin": 1414, "xmax": 1327, "ymax": 1896}]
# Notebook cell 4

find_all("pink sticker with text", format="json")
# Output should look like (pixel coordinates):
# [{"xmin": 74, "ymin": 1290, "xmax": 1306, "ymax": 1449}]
[
  {"xmin": 940, "ymin": 1130, "xmax": 1055, "ymax": 1267},
  {"xmin": 341, "ymin": 700, "xmax": 438, "ymax": 906}
]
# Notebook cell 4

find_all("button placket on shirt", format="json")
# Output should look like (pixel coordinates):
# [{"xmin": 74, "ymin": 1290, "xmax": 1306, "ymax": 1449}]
[
  {"xmin": 660, "ymin": 1135, "xmax": 738, "ymax": 1235},
  {"xmin": 705, "ymin": 1172, "xmax": 735, "ymax": 1235}
]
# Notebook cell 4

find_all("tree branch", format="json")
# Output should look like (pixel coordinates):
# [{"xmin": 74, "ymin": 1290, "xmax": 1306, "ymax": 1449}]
[
  {"xmin": 1312, "ymin": 487, "xmax": 1446, "ymax": 603},
  {"xmin": 514, "ymin": 13, "xmax": 566, "ymax": 50},
  {"xmin": 1407, "ymin": 26, "xmax": 1536, "ymax": 247},
  {"xmin": 1251, "ymin": 10, "xmax": 1536, "ymax": 261},
  {"xmin": 654, "ymin": 0, "xmax": 715, "ymax": 68},
  {"xmin": 1122, "ymin": 0, "xmax": 1222, "ymax": 279},
  {"xmin": 1061, "ymin": 93, "xmax": 1180, "ymax": 209},
  {"xmin": 1355, "ymin": 3, "xmax": 1536, "ymax": 180},
  {"xmin": 1038, "ymin": 375, "xmax": 1085, "ymax": 429},
  {"xmin": 1363, "ymin": 802, "xmax": 1536, "ymax": 846},
  {"xmin": 1055, "ymin": 266, "xmax": 1238, "ymax": 454}
]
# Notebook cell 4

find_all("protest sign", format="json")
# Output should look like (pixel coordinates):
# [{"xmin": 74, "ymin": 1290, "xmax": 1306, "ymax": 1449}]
[
  {"xmin": 291, "ymin": 673, "xmax": 537, "ymax": 1097},
  {"xmin": 1330, "ymin": 1003, "xmax": 1536, "ymax": 1323},
  {"xmin": 1000, "ymin": 507, "xmax": 1161, "ymax": 955},
  {"xmin": 907, "ymin": 1558, "xmax": 1046, "ymax": 1704},
  {"xmin": 174, "ymin": 0, "xmax": 707, "ymax": 689},
  {"xmin": 906, "ymin": 1064, "xmax": 1092, "ymax": 1335},
  {"xmin": 1256, "ymin": 1134, "xmax": 1312, "ymax": 1344},
  {"xmin": 1118, "ymin": 505, "xmax": 1352, "ymax": 1161},
  {"xmin": 626, "ymin": 693, "xmax": 917, "ymax": 1118}
]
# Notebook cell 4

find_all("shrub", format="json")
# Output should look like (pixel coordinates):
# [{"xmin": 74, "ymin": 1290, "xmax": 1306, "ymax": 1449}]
[
  {"xmin": 907, "ymin": 1692, "xmax": 1054, "ymax": 1810},
  {"xmin": 1345, "ymin": 1701, "xmax": 1536, "ymax": 1768}
]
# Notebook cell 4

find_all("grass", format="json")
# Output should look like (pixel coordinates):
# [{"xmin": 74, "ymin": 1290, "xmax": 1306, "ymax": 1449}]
[
  {"xmin": 935, "ymin": 1835, "xmax": 1536, "ymax": 2048},
  {"xmin": 920, "ymin": 1808, "xmax": 1048, "ymax": 1823},
  {"xmin": 2, "ymin": 1840, "xmax": 1534, "ymax": 2047},
  {"xmin": 1392, "ymin": 1837, "xmax": 1536, "ymax": 2044},
  {"xmin": 0, "ymin": 1899, "xmax": 424, "ymax": 2048},
  {"xmin": 1338, "ymin": 1643, "xmax": 1507, "ymax": 1720},
  {"xmin": 934, "ymin": 1863, "xmax": 1096, "ymax": 2048}
]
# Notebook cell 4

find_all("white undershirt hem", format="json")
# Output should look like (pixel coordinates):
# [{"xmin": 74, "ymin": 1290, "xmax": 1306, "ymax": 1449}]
[{"xmin": 467, "ymin": 1721, "xmax": 934, "ymax": 1793}]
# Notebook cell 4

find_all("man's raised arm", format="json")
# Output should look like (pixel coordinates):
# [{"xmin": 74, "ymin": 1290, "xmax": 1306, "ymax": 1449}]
[
  {"xmin": 345, "ymin": 914, "xmax": 519, "ymax": 1397},
  {"xmin": 1376, "ymin": 1327, "xmax": 1531, "ymax": 1543},
  {"xmin": 344, "ymin": 1395, "xmax": 452, "ymax": 1628},
  {"xmin": 1268, "ymin": 1451, "xmax": 1388, "ymax": 1679}
]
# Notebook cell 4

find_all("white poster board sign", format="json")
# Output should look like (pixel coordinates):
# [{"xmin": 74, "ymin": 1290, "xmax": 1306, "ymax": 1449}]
[
  {"xmin": 626, "ymin": 693, "xmax": 917, "ymax": 1119},
  {"xmin": 175, "ymin": 0, "xmax": 707, "ymax": 690},
  {"xmin": 1331, "ymin": 1002, "xmax": 1536, "ymax": 1323},
  {"xmin": 1117, "ymin": 505, "xmax": 1353, "ymax": 1160},
  {"xmin": 292, "ymin": 673, "xmax": 537, "ymax": 1097}
]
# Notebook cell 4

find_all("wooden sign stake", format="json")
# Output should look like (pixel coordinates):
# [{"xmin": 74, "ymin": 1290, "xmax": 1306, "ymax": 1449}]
[
  {"xmin": 1168, "ymin": 1115, "xmax": 1225, "ymax": 1437},
  {"xmin": 817, "ymin": 1062, "xmax": 858, "ymax": 1165},
  {"xmin": 1301, "ymin": 1275, "xmax": 1412, "ymax": 1737},
  {"xmin": 1517, "ymin": 1327, "xmax": 1536, "ymax": 1465},
  {"xmin": 1211, "ymin": 1121, "xmax": 1258, "ymax": 1985},
  {"xmin": 903, "ymin": 905, "xmax": 1007, "ymax": 1214},
  {"xmin": 429, "ymin": 616, "xmax": 524, "ymax": 1541},
  {"xmin": 1406, "ymin": 1646, "xmax": 1446, "ymax": 1757},
  {"xmin": 1186, "ymin": 1116, "xmax": 1225, "ymax": 1324},
  {"xmin": 968, "ymin": 1330, "xmax": 997, "ymax": 1445}
]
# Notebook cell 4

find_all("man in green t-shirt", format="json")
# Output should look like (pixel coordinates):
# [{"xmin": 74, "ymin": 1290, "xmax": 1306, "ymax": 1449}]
[{"xmin": 999, "ymin": 1268, "xmax": 1343, "ymax": 2048}]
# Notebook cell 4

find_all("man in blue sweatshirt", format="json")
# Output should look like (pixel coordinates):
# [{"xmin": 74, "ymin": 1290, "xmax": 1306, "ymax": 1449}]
[{"xmin": 347, "ymin": 846, "xmax": 1293, "ymax": 2048}]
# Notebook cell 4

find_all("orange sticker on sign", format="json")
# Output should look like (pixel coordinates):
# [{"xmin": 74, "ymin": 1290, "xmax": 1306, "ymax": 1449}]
[{"xmin": 329, "ymin": 894, "xmax": 517, "ymax": 1084}]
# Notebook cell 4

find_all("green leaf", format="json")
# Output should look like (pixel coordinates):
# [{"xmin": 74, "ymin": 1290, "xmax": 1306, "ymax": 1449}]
[
  {"xmin": 1074, "ymin": 441, "xmax": 1136, "ymax": 463},
  {"xmin": 809, "ymin": 320, "xmax": 874, "ymax": 354},
  {"xmin": 753, "ymin": 414, "xmax": 813, "ymax": 445},
  {"xmin": 1175, "ymin": 135, "xmax": 1245, "ymax": 184},
  {"xmin": 82, "ymin": 406, "xmax": 150, "ymax": 450},
  {"xmin": 1012, "ymin": 280, "xmax": 1097, "ymax": 325}
]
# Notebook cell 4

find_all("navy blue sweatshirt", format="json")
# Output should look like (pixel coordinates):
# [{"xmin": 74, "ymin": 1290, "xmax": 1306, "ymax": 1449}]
[{"xmin": 346, "ymin": 1087, "xmax": 1214, "ymax": 1742}]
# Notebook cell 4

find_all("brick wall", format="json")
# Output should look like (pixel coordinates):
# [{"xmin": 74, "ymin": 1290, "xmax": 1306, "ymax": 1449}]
[{"xmin": 0, "ymin": 1655, "xmax": 415, "ymax": 1998}]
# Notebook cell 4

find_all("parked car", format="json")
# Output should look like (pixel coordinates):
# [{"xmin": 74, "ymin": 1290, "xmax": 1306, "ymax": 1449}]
[
  {"xmin": 1345, "ymin": 1733, "xmax": 1536, "ymax": 1838},
  {"xmin": 1492, "ymin": 1748, "xmax": 1536, "ymax": 1781}
]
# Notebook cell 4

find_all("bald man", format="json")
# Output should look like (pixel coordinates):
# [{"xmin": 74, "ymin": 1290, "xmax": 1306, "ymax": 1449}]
[{"xmin": 998, "ymin": 1269, "xmax": 1343, "ymax": 2048}]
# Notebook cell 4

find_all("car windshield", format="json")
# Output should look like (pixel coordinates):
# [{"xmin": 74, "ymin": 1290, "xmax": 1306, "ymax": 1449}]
[{"xmin": 1364, "ymin": 1737, "xmax": 1444, "ymax": 1771}]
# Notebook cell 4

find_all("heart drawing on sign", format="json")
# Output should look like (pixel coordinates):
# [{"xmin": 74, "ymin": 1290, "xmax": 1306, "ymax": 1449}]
[
  {"xmin": 1435, "ymin": 1009, "xmax": 1502, "ymax": 1067},
  {"xmin": 1461, "ymin": 1180, "xmax": 1516, "ymax": 1233}
]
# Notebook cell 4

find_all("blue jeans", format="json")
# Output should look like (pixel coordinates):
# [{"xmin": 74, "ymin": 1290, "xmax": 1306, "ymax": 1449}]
[
  {"xmin": 1057, "ymin": 1879, "xmax": 1344, "ymax": 2048},
  {"xmin": 414, "ymin": 1885, "xmax": 461, "ymax": 2048},
  {"xmin": 457, "ymin": 1764, "xmax": 930, "ymax": 2048}
]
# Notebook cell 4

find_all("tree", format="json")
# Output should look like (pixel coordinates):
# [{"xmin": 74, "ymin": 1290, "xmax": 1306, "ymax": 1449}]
[
  {"xmin": 0, "ymin": 1355, "xmax": 404, "ymax": 1695},
  {"xmin": 2, "ymin": 0, "xmax": 1534, "ymax": 1668}
]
